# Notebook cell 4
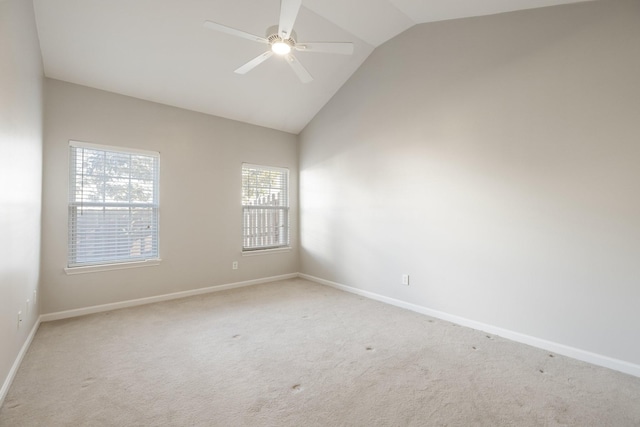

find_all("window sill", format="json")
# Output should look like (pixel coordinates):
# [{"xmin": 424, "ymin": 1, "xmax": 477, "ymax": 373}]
[
  {"xmin": 64, "ymin": 259, "xmax": 162, "ymax": 275},
  {"xmin": 242, "ymin": 247, "xmax": 291, "ymax": 257}
]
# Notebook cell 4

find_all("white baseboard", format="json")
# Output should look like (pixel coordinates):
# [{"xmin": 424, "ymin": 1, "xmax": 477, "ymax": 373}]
[
  {"xmin": 0, "ymin": 316, "xmax": 41, "ymax": 408},
  {"xmin": 6, "ymin": 270, "xmax": 636, "ymax": 410},
  {"xmin": 41, "ymin": 273, "xmax": 298, "ymax": 322},
  {"xmin": 299, "ymin": 273, "xmax": 640, "ymax": 378},
  {"xmin": 2, "ymin": 273, "xmax": 297, "ymax": 407}
]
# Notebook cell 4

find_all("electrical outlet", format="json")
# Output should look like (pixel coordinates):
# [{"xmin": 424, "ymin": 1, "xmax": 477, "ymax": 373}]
[
  {"xmin": 232, "ymin": 261, "xmax": 238, "ymax": 270},
  {"xmin": 17, "ymin": 311, "xmax": 23, "ymax": 329},
  {"xmin": 402, "ymin": 274, "xmax": 410, "ymax": 286}
]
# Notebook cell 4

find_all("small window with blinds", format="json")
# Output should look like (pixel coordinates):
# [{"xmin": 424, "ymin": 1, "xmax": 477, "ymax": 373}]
[
  {"xmin": 68, "ymin": 141, "xmax": 160, "ymax": 268},
  {"xmin": 242, "ymin": 163, "xmax": 289, "ymax": 251}
]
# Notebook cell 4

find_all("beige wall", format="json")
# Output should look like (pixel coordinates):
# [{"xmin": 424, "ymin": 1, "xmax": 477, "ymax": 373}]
[
  {"xmin": 0, "ymin": 0, "xmax": 44, "ymax": 399},
  {"xmin": 300, "ymin": 0, "xmax": 640, "ymax": 366},
  {"xmin": 41, "ymin": 79, "xmax": 298, "ymax": 314}
]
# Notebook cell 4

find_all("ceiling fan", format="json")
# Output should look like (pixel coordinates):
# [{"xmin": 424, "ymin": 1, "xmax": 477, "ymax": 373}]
[{"xmin": 204, "ymin": 0, "xmax": 354, "ymax": 83}]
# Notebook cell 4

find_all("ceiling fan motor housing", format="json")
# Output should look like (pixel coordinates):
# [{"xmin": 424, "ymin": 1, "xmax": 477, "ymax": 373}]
[{"xmin": 267, "ymin": 25, "xmax": 297, "ymax": 44}]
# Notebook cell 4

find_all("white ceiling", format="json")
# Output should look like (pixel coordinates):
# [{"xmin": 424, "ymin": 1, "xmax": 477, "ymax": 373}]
[{"xmin": 33, "ymin": 0, "xmax": 594, "ymax": 134}]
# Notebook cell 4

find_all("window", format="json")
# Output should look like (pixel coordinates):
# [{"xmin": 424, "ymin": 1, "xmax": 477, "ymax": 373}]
[
  {"xmin": 68, "ymin": 141, "xmax": 160, "ymax": 268},
  {"xmin": 242, "ymin": 163, "xmax": 289, "ymax": 251}
]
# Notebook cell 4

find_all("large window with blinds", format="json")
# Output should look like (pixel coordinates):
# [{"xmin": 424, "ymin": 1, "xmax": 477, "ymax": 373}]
[
  {"xmin": 242, "ymin": 164, "xmax": 289, "ymax": 251},
  {"xmin": 68, "ymin": 141, "xmax": 160, "ymax": 268}
]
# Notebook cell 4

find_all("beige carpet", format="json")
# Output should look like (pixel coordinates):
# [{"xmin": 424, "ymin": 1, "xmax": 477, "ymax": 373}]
[{"xmin": 1, "ymin": 278, "xmax": 639, "ymax": 426}]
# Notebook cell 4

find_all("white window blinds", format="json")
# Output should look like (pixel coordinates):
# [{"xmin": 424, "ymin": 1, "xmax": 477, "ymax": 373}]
[
  {"xmin": 68, "ymin": 141, "xmax": 160, "ymax": 267},
  {"xmin": 242, "ymin": 164, "xmax": 289, "ymax": 251}
]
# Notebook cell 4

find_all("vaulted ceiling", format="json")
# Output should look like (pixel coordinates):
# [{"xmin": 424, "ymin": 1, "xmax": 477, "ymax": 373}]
[{"xmin": 33, "ymin": 0, "xmax": 594, "ymax": 134}]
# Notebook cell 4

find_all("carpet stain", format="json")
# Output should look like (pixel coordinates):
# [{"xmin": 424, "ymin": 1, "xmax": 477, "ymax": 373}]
[
  {"xmin": 366, "ymin": 346, "xmax": 374, "ymax": 351},
  {"xmin": 549, "ymin": 354, "xmax": 555, "ymax": 358},
  {"xmin": 472, "ymin": 346, "xmax": 477, "ymax": 350},
  {"xmin": 81, "ymin": 377, "xmax": 96, "ymax": 388},
  {"xmin": 539, "ymin": 369, "xmax": 545, "ymax": 374},
  {"xmin": 291, "ymin": 384, "xmax": 302, "ymax": 393},
  {"xmin": 6, "ymin": 403, "xmax": 21, "ymax": 409},
  {"xmin": 248, "ymin": 398, "xmax": 267, "ymax": 413},
  {"xmin": 232, "ymin": 334, "xmax": 241, "ymax": 339}
]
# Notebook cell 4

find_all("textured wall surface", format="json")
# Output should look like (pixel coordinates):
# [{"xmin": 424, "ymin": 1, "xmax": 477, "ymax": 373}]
[
  {"xmin": 41, "ymin": 79, "xmax": 298, "ymax": 313},
  {"xmin": 300, "ymin": 0, "xmax": 640, "ymax": 366},
  {"xmin": 0, "ymin": 0, "xmax": 44, "ymax": 400}
]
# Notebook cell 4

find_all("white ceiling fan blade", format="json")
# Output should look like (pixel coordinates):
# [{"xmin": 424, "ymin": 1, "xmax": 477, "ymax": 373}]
[
  {"xmin": 235, "ymin": 51, "xmax": 274, "ymax": 75},
  {"xmin": 286, "ymin": 54, "xmax": 313, "ymax": 83},
  {"xmin": 203, "ymin": 21, "xmax": 269, "ymax": 44},
  {"xmin": 278, "ymin": 0, "xmax": 302, "ymax": 39},
  {"xmin": 295, "ymin": 42, "xmax": 354, "ymax": 55}
]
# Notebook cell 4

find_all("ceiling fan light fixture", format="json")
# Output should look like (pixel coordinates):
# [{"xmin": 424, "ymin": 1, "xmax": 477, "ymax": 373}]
[
  {"xmin": 272, "ymin": 41, "xmax": 292, "ymax": 55},
  {"xmin": 204, "ymin": 0, "xmax": 354, "ymax": 83}
]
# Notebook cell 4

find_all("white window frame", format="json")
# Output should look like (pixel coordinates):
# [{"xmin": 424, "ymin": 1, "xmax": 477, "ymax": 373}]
[
  {"xmin": 66, "ymin": 141, "xmax": 160, "ymax": 273},
  {"xmin": 242, "ymin": 163, "xmax": 290, "ymax": 252}
]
